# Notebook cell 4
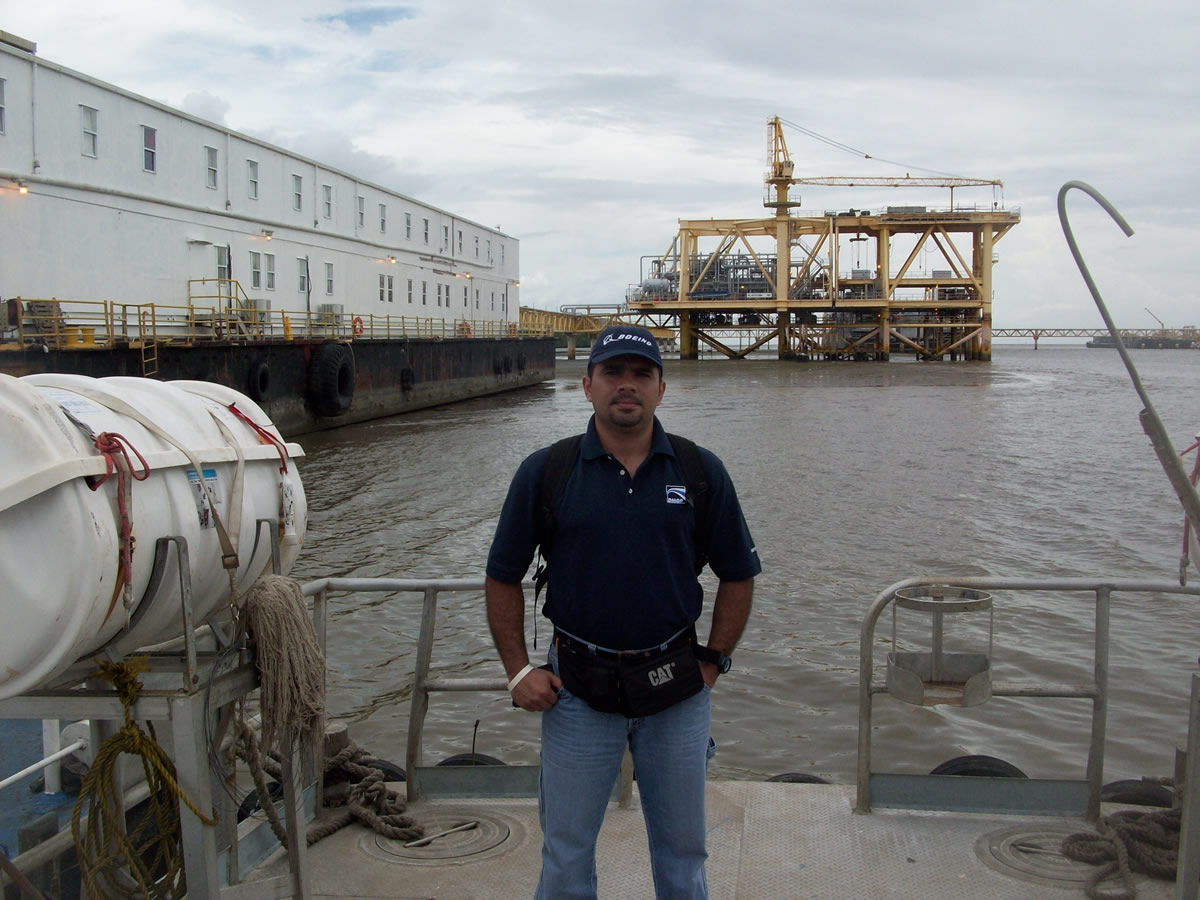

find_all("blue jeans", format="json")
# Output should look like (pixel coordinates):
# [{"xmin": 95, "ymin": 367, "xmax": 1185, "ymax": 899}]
[{"xmin": 535, "ymin": 647, "xmax": 712, "ymax": 899}]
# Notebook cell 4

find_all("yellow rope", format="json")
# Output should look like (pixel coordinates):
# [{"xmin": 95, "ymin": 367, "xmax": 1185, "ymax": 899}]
[{"xmin": 70, "ymin": 658, "xmax": 217, "ymax": 900}]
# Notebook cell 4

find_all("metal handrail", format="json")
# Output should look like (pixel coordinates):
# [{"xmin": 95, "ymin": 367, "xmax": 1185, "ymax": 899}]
[
  {"xmin": 300, "ymin": 576, "xmax": 552, "ymax": 803},
  {"xmin": 857, "ymin": 576, "xmax": 1200, "ymax": 822},
  {"xmin": 1, "ymin": 296, "xmax": 528, "ymax": 349},
  {"xmin": 0, "ymin": 739, "xmax": 87, "ymax": 791}
]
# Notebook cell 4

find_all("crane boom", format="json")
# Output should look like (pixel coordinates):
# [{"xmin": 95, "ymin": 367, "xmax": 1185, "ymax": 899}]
[
  {"xmin": 1145, "ymin": 307, "xmax": 1166, "ymax": 329},
  {"xmin": 794, "ymin": 175, "xmax": 1002, "ymax": 188}
]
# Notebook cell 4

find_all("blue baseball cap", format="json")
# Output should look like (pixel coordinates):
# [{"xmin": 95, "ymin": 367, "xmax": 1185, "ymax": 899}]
[{"xmin": 588, "ymin": 325, "xmax": 663, "ymax": 371}]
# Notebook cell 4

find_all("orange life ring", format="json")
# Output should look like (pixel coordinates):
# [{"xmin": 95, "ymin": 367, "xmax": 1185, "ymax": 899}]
[
  {"xmin": 352, "ymin": 316, "xmax": 364, "ymax": 336},
  {"xmin": 458, "ymin": 321, "xmax": 472, "ymax": 338}
]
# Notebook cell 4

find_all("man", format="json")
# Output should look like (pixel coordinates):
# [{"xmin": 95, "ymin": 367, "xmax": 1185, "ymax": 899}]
[{"xmin": 486, "ymin": 324, "xmax": 760, "ymax": 899}]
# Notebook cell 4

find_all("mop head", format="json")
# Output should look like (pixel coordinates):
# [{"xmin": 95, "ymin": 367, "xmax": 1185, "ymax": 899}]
[{"xmin": 241, "ymin": 574, "xmax": 326, "ymax": 754}]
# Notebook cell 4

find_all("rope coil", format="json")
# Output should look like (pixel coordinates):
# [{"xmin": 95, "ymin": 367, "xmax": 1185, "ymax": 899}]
[
  {"xmin": 71, "ymin": 658, "xmax": 216, "ymax": 900},
  {"xmin": 233, "ymin": 736, "xmax": 423, "ymax": 846},
  {"xmin": 1061, "ymin": 805, "xmax": 1182, "ymax": 900}
]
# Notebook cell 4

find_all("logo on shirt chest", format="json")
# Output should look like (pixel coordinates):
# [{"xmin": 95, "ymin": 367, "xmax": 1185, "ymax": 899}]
[{"xmin": 665, "ymin": 485, "xmax": 687, "ymax": 505}]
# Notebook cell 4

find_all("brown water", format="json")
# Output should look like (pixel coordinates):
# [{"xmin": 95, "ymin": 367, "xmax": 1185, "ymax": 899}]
[{"xmin": 291, "ymin": 346, "xmax": 1200, "ymax": 784}]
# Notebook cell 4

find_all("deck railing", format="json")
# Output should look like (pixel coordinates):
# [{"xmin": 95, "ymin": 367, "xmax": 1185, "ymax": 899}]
[
  {"xmin": 857, "ymin": 575, "xmax": 1200, "ymax": 828},
  {"xmin": 0, "ymin": 291, "xmax": 530, "ymax": 351},
  {"xmin": 298, "ymin": 576, "xmax": 635, "ymax": 806}
]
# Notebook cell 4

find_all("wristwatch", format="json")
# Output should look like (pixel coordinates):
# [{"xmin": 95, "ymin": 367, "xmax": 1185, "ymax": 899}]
[{"xmin": 695, "ymin": 645, "xmax": 732, "ymax": 674}]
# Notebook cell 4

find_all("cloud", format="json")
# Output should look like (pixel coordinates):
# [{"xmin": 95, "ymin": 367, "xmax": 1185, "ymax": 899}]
[
  {"xmin": 315, "ymin": 5, "xmax": 418, "ymax": 34},
  {"xmin": 178, "ymin": 91, "xmax": 231, "ymax": 126},
  {"xmin": 4, "ymin": 0, "xmax": 1197, "ymax": 325}
]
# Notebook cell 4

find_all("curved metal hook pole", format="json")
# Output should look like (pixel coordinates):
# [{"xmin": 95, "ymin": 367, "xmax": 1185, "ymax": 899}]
[{"xmin": 1058, "ymin": 181, "xmax": 1200, "ymax": 557}]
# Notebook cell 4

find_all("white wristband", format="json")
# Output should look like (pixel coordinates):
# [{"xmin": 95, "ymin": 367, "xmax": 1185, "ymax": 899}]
[{"xmin": 507, "ymin": 663, "xmax": 535, "ymax": 693}]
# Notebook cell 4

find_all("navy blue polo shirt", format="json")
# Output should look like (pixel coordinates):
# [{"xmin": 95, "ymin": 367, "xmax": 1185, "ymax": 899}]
[{"xmin": 486, "ymin": 416, "xmax": 760, "ymax": 649}]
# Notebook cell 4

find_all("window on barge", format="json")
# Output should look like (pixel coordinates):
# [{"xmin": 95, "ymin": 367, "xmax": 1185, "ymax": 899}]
[
  {"xmin": 142, "ymin": 126, "xmax": 156, "ymax": 172},
  {"xmin": 80, "ymin": 105, "xmax": 98, "ymax": 157}
]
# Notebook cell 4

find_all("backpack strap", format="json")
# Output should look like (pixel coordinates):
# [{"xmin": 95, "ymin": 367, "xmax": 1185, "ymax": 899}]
[
  {"xmin": 533, "ymin": 434, "xmax": 582, "ymax": 604},
  {"xmin": 666, "ymin": 433, "xmax": 712, "ymax": 574}
]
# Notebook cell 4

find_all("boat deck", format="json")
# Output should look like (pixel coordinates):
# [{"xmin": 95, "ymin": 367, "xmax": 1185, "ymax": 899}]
[{"xmin": 250, "ymin": 782, "xmax": 1174, "ymax": 899}]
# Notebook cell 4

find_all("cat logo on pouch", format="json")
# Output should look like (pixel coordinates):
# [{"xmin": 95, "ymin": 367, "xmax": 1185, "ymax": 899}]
[
  {"xmin": 665, "ymin": 485, "xmax": 687, "ymax": 504},
  {"xmin": 647, "ymin": 662, "xmax": 677, "ymax": 686}
]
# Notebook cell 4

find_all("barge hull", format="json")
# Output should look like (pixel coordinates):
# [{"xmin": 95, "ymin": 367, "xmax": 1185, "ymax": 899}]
[{"xmin": 0, "ymin": 336, "xmax": 555, "ymax": 437}]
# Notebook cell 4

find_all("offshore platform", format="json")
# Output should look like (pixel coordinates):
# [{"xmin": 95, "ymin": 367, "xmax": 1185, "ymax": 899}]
[{"xmin": 625, "ymin": 117, "xmax": 1020, "ymax": 362}]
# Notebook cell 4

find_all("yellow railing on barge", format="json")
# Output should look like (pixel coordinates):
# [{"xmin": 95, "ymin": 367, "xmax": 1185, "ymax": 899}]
[{"xmin": 0, "ymin": 288, "xmax": 536, "ymax": 352}]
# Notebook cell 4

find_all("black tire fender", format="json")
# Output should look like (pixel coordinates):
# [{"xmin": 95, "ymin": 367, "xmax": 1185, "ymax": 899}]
[
  {"xmin": 237, "ymin": 780, "xmax": 283, "ymax": 821},
  {"xmin": 929, "ymin": 755, "xmax": 1028, "ymax": 778},
  {"xmin": 436, "ymin": 752, "xmax": 505, "ymax": 767},
  {"xmin": 362, "ymin": 757, "xmax": 407, "ymax": 783},
  {"xmin": 766, "ymin": 772, "xmax": 830, "ymax": 784},
  {"xmin": 309, "ymin": 341, "xmax": 355, "ymax": 417},
  {"xmin": 1100, "ymin": 779, "xmax": 1173, "ymax": 807},
  {"xmin": 246, "ymin": 360, "xmax": 271, "ymax": 402}
]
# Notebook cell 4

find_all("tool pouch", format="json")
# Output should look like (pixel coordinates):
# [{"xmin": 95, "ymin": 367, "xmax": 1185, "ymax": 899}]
[
  {"xmin": 555, "ymin": 632, "xmax": 704, "ymax": 718},
  {"xmin": 556, "ymin": 638, "xmax": 623, "ymax": 713},
  {"xmin": 618, "ymin": 642, "xmax": 704, "ymax": 717}
]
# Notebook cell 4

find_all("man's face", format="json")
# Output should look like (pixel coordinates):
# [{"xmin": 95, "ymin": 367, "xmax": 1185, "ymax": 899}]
[{"xmin": 583, "ymin": 355, "xmax": 665, "ymax": 431}]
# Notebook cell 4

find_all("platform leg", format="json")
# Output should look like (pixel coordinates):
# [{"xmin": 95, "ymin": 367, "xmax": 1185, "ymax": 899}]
[
  {"xmin": 169, "ymin": 692, "xmax": 220, "ymax": 900},
  {"xmin": 41, "ymin": 719, "xmax": 62, "ymax": 794},
  {"xmin": 1175, "ymin": 673, "xmax": 1200, "ymax": 900},
  {"xmin": 280, "ymin": 729, "xmax": 310, "ymax": 899}
]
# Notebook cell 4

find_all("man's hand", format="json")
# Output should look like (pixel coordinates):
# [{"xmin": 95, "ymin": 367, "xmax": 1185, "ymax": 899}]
[
  {"xmin": 699, "ymin": 661, "xmax": 720, "ymax": 689},
  {"xmin": 511, "ymin": 668, "xmax": 563, "ymax": 711}
]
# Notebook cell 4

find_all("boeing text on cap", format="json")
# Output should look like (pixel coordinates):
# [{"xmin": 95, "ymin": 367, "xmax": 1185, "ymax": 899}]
[{"xmin": 588, "ymin": 326, "xmax": 663, "ymax": 369}]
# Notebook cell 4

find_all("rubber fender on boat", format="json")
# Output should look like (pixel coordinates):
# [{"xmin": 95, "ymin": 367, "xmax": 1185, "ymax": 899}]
[
  {"xmin": 492, "ymin": 358, "xmax": 503, "ymax": 375},
  {"xmin": 247, "ymin": 360, "xmax": 271, "ymax": 402},
  {"xmin": 503, "ymin": 356, "xmax": 513, "ymax": 373},
  {"xmin": 1100, "ymin": 779, "xmax": 1174, "ymax": 808},
  {"xmin": 436, "ymin": 753, "xmax": 506, "ymax": 767},
  {"xmin": 309, "ymin": 341, "xmax": 355, "ymax": 417},
  {"xmin": 399, "ymin": 367, "xmax": 415, "ymax": 392},
  {"xmin": 362, "ymin": 758, "xmax": 407, "ymax": 782},
  {"xmin": 766, "ymin": 772, "xmax": 830, "ymax": 784},
  {"xmin": 929, "ymin": 755, "xmax": 1028, "ymax": 778},
  {"xmin": 237, "ymin": 780, "xmax": 284, "ymax": 822},
  {"xmin": 517, "ymin": 353, "xmax": 527, "ymax": 372}
]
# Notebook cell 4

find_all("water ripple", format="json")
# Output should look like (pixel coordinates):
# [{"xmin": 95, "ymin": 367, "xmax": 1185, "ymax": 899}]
[{"xmin": 291, "ymin": 347, "xmax": 1200, "ymax": 782}]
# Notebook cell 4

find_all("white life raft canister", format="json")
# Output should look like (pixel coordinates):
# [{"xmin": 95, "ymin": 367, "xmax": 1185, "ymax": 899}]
[{"xmin": 0, "ymin": 374, "xmax": 307, "ymax": 701}]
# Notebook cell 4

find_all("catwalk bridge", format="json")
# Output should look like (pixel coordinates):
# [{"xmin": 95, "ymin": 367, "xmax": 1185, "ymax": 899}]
[
  {"xmin": 516, "ymin": 309, "xmax": 1198, "ymax": 356},
  {"xmin": 990, "ymin": 328, "xmax": 1198, "ymax": 349}
]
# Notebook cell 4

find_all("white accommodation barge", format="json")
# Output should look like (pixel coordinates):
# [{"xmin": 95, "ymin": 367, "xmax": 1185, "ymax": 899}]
[{"xmin": 0, "ymin": 32, "xmax": 553, "ymax": 436}]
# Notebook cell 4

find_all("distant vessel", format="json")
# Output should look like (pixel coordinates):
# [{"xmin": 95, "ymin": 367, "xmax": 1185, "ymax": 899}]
[
  {"xmin": 1086, "ymin": 333, "xmax": 1196, "ymax": 349},
  {"xmin": 0, "ymin": 32, "xmax": 553, "ymax": 435}
]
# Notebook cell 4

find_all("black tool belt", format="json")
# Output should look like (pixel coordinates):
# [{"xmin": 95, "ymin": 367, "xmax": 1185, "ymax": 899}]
[{"xmin": 554, "ymin": 627, "xmax": 704, "ymax": 718}]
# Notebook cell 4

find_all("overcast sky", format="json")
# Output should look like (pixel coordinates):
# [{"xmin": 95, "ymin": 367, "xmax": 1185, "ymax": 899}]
[{"xmin": 7, "ymin": 1, "xmax": 1199, "ymax": 328}]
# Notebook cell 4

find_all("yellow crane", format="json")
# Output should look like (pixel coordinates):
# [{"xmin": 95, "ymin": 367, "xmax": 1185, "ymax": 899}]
[
  {"xmin": 764, "ymin": 116, "xmax": 1002, "ymax": 209},
  {"xmin": 764, "ymin": 116, "xmax": 800, "ymax": 210}
]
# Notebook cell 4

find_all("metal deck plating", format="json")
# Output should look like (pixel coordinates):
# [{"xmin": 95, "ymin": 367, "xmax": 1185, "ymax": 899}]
[{"xmin": 250, "ymin": 783, "xmax": 1177, "ymax": 899}]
